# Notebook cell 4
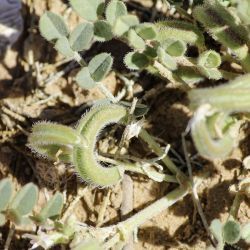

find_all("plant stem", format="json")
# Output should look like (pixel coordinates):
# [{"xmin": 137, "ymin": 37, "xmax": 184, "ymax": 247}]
[
  {"xmin": 153, "ymin": 61, "xmax": 191, "ymax": 91},
  {"xmin": 98, "ymin": 155, "xmax": 178, "ymax": 183},
  {"xmin": 102, "ymin": 183, "xmax": 196, "ymax": 249},
  {"xmin": 120, "ymin": 185, "xmax": 188, "ymax": 232},
  {"xmin": 73, "ymin": 52, "xmax": 86, "ymax": 67},
  {"xmin": 229, "ymin": 193, "xmax": 244, "ymax": 220},
  {"xmin": 4, "ymin": 223, "xmax": 15, "ymax": 250},
  {"xmin": 96, "ymin": 82, "xmax": 117, "ymax": 103},
  {"xmin": 139, "ymin": 128, "xmax": 186, "ymax": 180}
]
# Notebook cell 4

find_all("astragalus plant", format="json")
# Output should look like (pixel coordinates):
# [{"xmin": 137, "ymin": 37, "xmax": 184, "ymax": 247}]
[{"xmin": 1, "ymin": 0, "xmax": 250, "ymax": 249}]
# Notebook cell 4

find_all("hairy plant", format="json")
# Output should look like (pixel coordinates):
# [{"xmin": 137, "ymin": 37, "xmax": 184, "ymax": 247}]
[
  {"xmin": 28, "ymin": 104, "xmax": 179, "ymax": 187},
  {"xmin": 3, "ymin": 0, "xmax": 250, "ymax": 249},
  {"xmin": 188, "ymin": 74, "xmax": 250, "ymax": 159},
  {"xmin": 0, "ymin": 178, "xmax": 63, "ymax": 226},
  {"xmin": 39, "ymin": 0, "xmax": 243, "ymax": 94},
  {"xmin": 193, "ymin": 0, "xmax": 250, "ymax": 72}
]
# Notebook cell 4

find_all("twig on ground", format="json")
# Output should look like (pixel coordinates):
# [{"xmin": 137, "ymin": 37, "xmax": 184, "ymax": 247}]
[{"xmin": 181, "ymin": 131, "xmax": 216, "ymax": 247}]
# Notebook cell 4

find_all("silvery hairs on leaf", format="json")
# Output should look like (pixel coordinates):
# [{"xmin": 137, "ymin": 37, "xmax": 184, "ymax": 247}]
[{"xmin": 0, "ymin": 0, "xmax": 23, "ymax": 55}]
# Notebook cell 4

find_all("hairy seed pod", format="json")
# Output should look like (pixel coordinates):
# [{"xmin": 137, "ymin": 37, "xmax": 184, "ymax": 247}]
[{"xmin": 74, "ymin": 104, "xmax": 128, "ymax": 187}]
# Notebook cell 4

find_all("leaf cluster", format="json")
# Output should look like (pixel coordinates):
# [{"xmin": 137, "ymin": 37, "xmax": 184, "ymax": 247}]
[{"xmin": 0, "ymin": 178, "xmax": 63, "ymax": 226}]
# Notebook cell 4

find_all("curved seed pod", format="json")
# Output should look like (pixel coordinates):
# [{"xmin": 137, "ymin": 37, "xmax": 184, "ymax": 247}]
[
  {"xmin": 28, "ymin": 122, "xmax": 87, "ymax": 162},
  {"xmin": 188, "ymin": 74, "xmax": 250, "ymax": 113},
  {"xmin": 74, "ymin": 104, "xmax": 128, "ymax": 187},
  {"xmin": 190, "ymin": 104, "xmax": 238, "ymax": 159}
]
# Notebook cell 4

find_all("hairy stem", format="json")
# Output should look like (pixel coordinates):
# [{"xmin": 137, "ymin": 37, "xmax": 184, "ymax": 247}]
[{"xmin": 139, "ymin": 128, "xmax": 186, "ymax": 179}]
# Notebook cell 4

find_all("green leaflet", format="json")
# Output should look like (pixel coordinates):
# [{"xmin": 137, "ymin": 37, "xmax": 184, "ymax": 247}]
[
  {"xmin": 105, "ymin": 0, "xmax": 127, "ymax": 25},
  {"xmin": 55, "ymin": 37, "xmax": 75, "ymax": 58},
  {"xmin": 162, "ymin": 39, "xmax": 187, "ymax": 57},
  {"xmin": 0, "ymin": 178, "xmax": 12, "ymax": 212},
  {"xmin": 69, "ymin": 23, "xmax": 94, "ymax": 52},
  {"xmin": 113, "ymin": 15, "xmax": 140, "ymax": 36},
  {"xmin": 157, "ymin": 47, "xmax": 177, "ymax": 71},
  {"xmin": 223, "ymin": 220, "xmax": 241, "ymax": 244},
  {"xmin": 135, "ymin": 23, "xmax": 157, "ymax": 40},
  {"xmin": 35, "ymin": 192, "xmax": 64, "ymax": 223},
  {"xmin": 94, "ymin": 20, "xmax": 113, "ymax": 42},
  {"xmin": 88, "ymin": 53, "xmax": 113, "ymax": 81},
  {"xmin": 39, "ymin": 11, "xmax": 69, "ymax": 42},
  {"xmin": 127, "ymin": 29, "xmax": 146, "ymax": 50},
  {"xmin": 70, "ymin": 0, "xmax": 104, "ymax": 21},
  {"xmin": 76, "ymin": 67, "xmax": 97, "ymax": 89},
  {"xmin": 124, "ymin": 51, "xmax": 150, "ymax": 70},
  {"xmin": 8, "ymin": 183, "xmax": 38, "ymax": 224}
]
